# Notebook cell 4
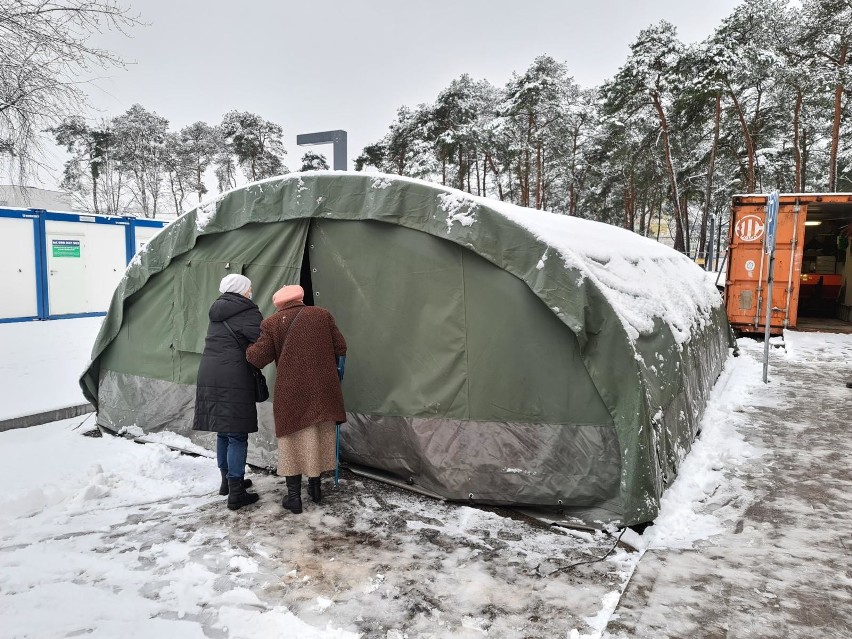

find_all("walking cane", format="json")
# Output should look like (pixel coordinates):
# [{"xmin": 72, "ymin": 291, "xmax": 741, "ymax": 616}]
[{"xmin": 335, "ymin": 356, "xmax": 345, "ymax": 487}]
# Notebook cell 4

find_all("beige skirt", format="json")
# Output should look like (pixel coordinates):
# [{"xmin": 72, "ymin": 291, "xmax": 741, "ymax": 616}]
[{"xmin": 277, "ymin": 421, "xmax": 337, "ymax": 477}]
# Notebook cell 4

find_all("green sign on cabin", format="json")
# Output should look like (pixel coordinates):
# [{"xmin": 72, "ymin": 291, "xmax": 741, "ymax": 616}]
[{"xmin": 52, "ymin": 239, "xmax": 81, "ymax": 258}]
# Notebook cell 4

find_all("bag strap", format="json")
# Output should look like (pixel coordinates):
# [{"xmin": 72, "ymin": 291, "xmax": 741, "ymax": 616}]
[
  {"xmin": 222, "ymin": 319, "xmax": 262, "ymax": 375},
  {"xmin": 280, "ymin": 307, "xmax": 304, "ymax": 352},
  {"xmin": 221, "ymin": 319, "xmax": 243, "ymax": 348}
]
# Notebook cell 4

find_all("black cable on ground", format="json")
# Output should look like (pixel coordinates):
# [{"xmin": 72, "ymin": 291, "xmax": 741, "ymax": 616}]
[{"xmin": 536, "ymin": 527, "xmax": 628, "ymax": 576}]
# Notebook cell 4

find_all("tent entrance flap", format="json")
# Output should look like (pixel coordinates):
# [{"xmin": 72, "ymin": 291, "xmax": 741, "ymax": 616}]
[{"xmin": 299, "ymin": 224, "xmax": 315, "ymax": 306}]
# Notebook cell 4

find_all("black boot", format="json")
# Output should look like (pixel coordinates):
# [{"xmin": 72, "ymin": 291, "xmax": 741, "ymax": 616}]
[
  {"xmin": 307, "ymin": 476, "xmax": 322, "ymax": 503},
  {"xmin": 219, "ymin": 470, "xmax": 253, "ymax": 496},
  {"xmin": 282, "ymin": 475, "xmax": 303, "ymax": 514},
  {"xmin": 227, "ymin": 478, "xmax": 259, "ymax": 510}
]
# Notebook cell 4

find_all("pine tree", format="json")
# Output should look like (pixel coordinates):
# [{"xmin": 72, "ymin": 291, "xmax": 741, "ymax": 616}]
[
  {"xmin": 179, "ymin": 121, "xmax": 222, "ymax": 202},
  {"xmin": 112, "ymin": 104, "xmax": 169, "ymax": 218},
  {"xmin": 300, "ymin": 152, "xmax": 329, "ymax": 171},
  {"xmin": 798, "ymin": 0, "xmax": 852, "ymax": 191},
  {"xmin": 604, "ymin": 22, "xmax": 688, "ymax": 250},
  {"xmin": 220, "ymin": 111, "xmax": 287, "ymax": 181}
]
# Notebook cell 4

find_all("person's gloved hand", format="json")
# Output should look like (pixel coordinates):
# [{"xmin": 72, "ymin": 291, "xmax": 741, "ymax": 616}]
[{"xmin": 337, "ymin": 355, "xmax": 346, "ymax": 381}]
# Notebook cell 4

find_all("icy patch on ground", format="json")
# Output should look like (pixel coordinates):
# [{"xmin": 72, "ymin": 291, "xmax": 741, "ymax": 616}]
[{"xmin": 0, "ymin": 417, "xmax": 638, "ymax": 638}]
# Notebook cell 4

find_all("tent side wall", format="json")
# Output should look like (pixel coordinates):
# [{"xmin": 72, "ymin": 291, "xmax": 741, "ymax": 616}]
[
  {"xmin": 310, "ymin": 219, "xmax": 621, "ymax": 510},
  {"xmin": 97, "ymin": 216, "xmax": 623, "ymax": 512}
]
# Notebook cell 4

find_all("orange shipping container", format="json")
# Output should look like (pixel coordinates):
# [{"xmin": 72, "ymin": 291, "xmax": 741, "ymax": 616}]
[{"xmin": 725, "ymin": 193, "xmax": 852, "ymax": 336}]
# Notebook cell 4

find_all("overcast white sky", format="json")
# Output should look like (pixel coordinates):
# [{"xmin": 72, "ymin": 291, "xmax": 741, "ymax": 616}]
[{"xmin": 43, "ymin": 0, "xmax": 742, "ymax": 187}]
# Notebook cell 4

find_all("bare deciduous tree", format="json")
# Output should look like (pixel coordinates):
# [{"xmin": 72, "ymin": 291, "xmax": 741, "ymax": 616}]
[{"xmin": 0, "ymin": 0, "xmax": 139, "ymax": 185}]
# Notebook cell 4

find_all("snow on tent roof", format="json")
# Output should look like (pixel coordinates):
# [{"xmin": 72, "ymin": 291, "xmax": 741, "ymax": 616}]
[
  {"xmin": 81, "ymin": 171, "xmax": 731, "ymax": 526},
  {"xmin": 441, "ymin": 188, "xmax": 721, "ymax": 346}
]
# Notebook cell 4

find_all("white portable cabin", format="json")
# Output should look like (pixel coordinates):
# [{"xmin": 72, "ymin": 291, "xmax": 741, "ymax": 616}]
[
  {"xmin": 0, "ymin": 208, "xmax": 167, "ymax": 323},
  {"xmin": 0, "ymin": 209, "xmax": 41, "ymax": 321}
]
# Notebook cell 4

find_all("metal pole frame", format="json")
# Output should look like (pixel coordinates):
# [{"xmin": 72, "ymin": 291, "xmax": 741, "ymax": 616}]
[
  {"xmin": 762, "ymin": 191, "xmax": 780, "ymax": 383},
  {"xmin": 296, "ymin": 130, "xmax": 348, "ymax": 171},
  {"xmin": 782, "ymin": 199, "xmax": 800, "ymax": 328},
  {"xmin": 754, "ymin": 206, "xmax": 769, "ymax": 329}
]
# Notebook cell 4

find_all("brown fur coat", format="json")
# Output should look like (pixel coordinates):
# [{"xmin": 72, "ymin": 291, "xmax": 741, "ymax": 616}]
[{"xmin": 246, "ymin": 301, "xmax": 347, "ymax": 437}]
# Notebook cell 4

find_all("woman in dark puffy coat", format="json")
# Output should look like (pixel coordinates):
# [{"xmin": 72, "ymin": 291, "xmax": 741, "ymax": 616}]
[{"xmin": 192, "ymin": 274, "xmax": 263, "ymax": 510}]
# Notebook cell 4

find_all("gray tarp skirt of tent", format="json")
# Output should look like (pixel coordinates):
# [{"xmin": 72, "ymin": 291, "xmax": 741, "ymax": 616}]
[{"xmin": 81, "ymin": 172, "xmax": 731, "ymax": 526}]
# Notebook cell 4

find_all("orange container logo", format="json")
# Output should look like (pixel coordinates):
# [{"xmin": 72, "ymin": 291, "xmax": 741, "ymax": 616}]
[{"xmin": 735, "ymin": 215, "xmax": 765, "ymax": 242}]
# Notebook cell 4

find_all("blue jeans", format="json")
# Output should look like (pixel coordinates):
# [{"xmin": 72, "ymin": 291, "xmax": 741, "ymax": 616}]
[{"xmin": 217, "ymin": 433, "xmax": 249, "ymax": 480}]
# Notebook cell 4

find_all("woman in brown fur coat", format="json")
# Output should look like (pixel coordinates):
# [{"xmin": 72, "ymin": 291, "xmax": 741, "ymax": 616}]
[{"xmin": 246, "ymin": 284, "xmax": 347, "ymax": 514}]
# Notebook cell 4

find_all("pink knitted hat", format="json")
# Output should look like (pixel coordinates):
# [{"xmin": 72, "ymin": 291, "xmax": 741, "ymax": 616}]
[{"xmin": 272, "ymin": 285, "xmax": 304, "ymax": 309}]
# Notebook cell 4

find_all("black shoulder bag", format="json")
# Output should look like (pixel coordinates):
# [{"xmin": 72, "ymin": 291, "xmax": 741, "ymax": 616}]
[{"xmin": 222, "ymin": 320, "xmax": 270, "ymax": 403}]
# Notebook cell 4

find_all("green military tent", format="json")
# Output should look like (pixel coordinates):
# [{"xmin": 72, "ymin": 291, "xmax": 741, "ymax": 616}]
[{"xmin": 80, "ymin": 172, "xmax": 731, "ymax": 526}]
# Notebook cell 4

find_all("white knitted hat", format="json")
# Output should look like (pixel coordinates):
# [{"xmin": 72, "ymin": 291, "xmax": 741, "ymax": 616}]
[{"xmin": 219, "ymin": 274, "xmax": 251, "ymax": 295}]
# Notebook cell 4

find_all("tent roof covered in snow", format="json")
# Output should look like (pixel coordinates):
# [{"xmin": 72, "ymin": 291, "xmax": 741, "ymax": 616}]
[{"xmin": 81, "ymin": 172, "xmax": 730, "ymax": 526}]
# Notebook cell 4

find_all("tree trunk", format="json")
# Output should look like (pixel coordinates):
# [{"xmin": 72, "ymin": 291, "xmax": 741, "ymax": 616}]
[
  {"xmin": 397, "ymin": 143, "xmax": 406, "ymax": 175},
  {"xmin": 568, "ymin": 127, "xmax": 579, "ymax": 216},
  {"xmin": 679, "ymin": 192, "xmax": 689, "ymax": 254},
  {"xmin": 91, "ymin": 173, "xmax": 99, "ymax": 215},
  {"xmin": 651, "ymin": 90, "xmax": 685, "ymax": 251},
  {"xmin": 727, "ymin": 82, "xmax": 756, "ymax": 192},
  {"xmin": 523, "ymin": 112, "xmax": 534, "ymax": 207},
  {"xmin": 624, "ymin": 171, "xmax": 636, "ymax": 231},
  {"xmin": 170, "ymin": 173, "xmax": 181, "ymax": 215},
  {"xmin": 793, "ymin": 89, "xmax": 803, "ymax": 192},
  {"xmin": 487, "ymin": 154, "xmax": 503, "ymax": 201},
  {"xmin": 535, "ymin": 140, "xmax": 543, "ymax": 209},
  {"xmin": 828, "ymin": 42, "xmax": 848, "ymax": 191},
  {"xmin": 750, "ymin": 86, "xmax": 763, "ymax": 189},
  {"xmin": 569, "ymin": 182, "xmax": 575, "ymax": 216},
  {"xmin": 481, "ymin": 153, "xmax": 487, "ymax": 198},
  {"xmin": 700, "ymin": 93, "xmax": 721, "ymax": 258},
  {"xmin": 656, "ymin": 199, "xmax": 662, "ymax": 242}
]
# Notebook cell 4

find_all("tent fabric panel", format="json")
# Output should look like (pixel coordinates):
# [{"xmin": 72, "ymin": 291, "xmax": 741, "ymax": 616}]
[
  {"xmin": 174, "ymin": 259, "xmax": 241, "ymax": 354},
  {"xmin": 460, "ymin": 245, "xmax": 612, "ymax": 425},
  {"xmin": 98, "ymin": 270, "xmax": 177, "ymax": 380},
  {"xmin": 98, "ymin": 220, "xmax": 308, "ymax": 383},
  {"xmin": 187, "ymin": 220, "xmax": 309, "ymax": 318},
  {"xmin": 96, "ymin": 371, "xmax": 622, "ymax": 510},
  {"xmin": 632, "ymin": 307, "xmax": 730, "ymax": 495},
  {"xmin": 173, "ymin": 221, "xmax": 308, "ymax": 355},
  {"xmin": 308, "ymin": 219, "xmax": 470, "ymax": 419},
  {"xmin": 97, "ymin": 370, "xmax": 279, "ymax": 469},
  {"xmin": 341, "ymin": 413, "xmax": 621, "ymax": 507}
]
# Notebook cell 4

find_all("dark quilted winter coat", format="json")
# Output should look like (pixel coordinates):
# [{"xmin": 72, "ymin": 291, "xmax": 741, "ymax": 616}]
[
  {"xmin": 192, "ymin": 292, "xmax": 263, "ymax": 433},
  {"xmin": 246, "ymin": 301, "xmax": 347, "ymax": 437}
]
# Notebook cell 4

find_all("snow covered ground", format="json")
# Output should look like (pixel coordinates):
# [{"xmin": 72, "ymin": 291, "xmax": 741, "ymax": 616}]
[
  {"xmin": 0, "ymin": 317, "xmax": 102, "ymax": 420},
  {"xmin": 0, "ymin": 320, "xmax": 850, "ymax": 637}
]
